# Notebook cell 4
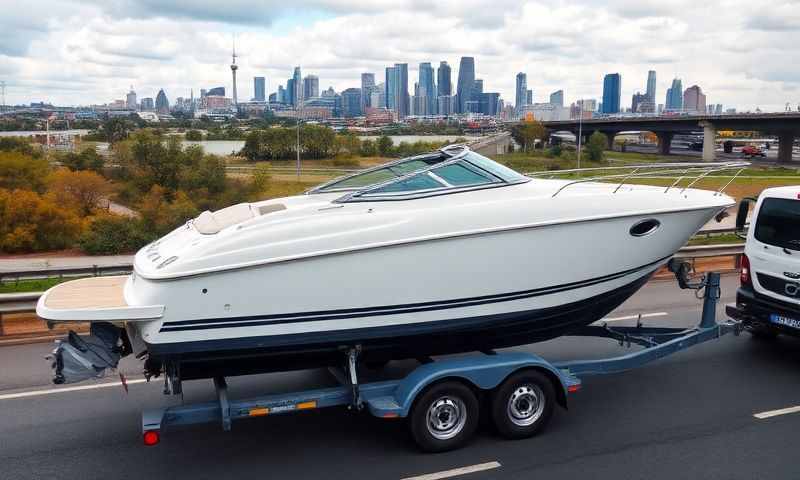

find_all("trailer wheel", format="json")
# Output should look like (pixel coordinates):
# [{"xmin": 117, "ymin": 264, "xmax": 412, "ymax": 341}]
[
  {"xmin": 409, "ymin": 381, "xmax": 479, "ymax": 453},
  {"xmin": 491, "ymin": 370, "xmax": 555, "ymax": 439}
]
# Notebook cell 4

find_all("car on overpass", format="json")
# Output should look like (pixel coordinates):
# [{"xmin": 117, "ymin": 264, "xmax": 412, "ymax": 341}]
[{"xmin": 728, "ymin": 186, "xmax": 800, "ymax": 338}]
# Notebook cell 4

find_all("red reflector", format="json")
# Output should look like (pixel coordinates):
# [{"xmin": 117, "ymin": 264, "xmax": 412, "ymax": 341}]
[
  {"xmin": 740, "ymin": 253, "xmax": 751, "ymax": 286},
  {"xmin": 568, "ymin": 384, "xmax": 580, "ymax": 393},
  {"xmin": 143, "ymin": 430, "xmax": 160, "ymax": 446}
]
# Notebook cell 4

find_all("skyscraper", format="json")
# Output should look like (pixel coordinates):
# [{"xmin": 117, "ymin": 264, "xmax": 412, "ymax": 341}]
[
  {"xmin": 418, "ymin": 62, "xmax": 436, "ymax": 115},
  {"xmin": 455, "ymin": 57, "xmax": 475, "ymax": 114},
  {"xmin": 387, "ymin": 63, "xmax": 409, "ymax": 118},
  {"xmin": 385, "ymin": 66, "xmax": 396, "ymax": 111},
  {"xmin": 549, "ymin": 90, "xmax": 564, "ymax": 108},
  {"xmin": 437, "ymin": 61, "xmax": 451, "ymax": 96},
  {"xmin": 254, "ymin": 77, "xmax": 266, "ymax": 102},
  {"xmin": 341, "ymin": 88, "xmax": 362, "ymax": 117},
  {"xmin": 682, "ymin": 85, "xmax": 706, "ymax": 114},
  {"xmin": 303, "ymin": 75, "xmax": 319, "ymax": 100},
  {"xmin": 155, "ymin": 89, "xmax": 169, "ymax": 114},
  {"xmin": 601, "ymin": 73, "xmax": 621, "ymax": 114},
  {"xmin": 286, "ymin": 79, "xmax": 296, "ymax": 106},
  {"xmin": 292, "ymin": 67, "xmax": 302, "ymax": 107},
  {"xmin": 665, "ymin": 78, "xmax": 683, "ymax": 111},
  {"xmin": 126, "ymin": 86, "xmax": 137, "ymax": 110},
  {"xmin": 361, "ymin": 73, "xmax": 375, "ymax": 110},
  {"xmin": 646, "ymin": 70, "xmax": 656, "ymax": 104},
  {"xmin": 526, "ymin": 90, "xmax": 533, "ymax": 105}
]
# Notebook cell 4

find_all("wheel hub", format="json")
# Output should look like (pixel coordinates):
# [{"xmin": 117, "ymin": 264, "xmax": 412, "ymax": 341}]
[
  {"xmin": 507, "ymin": 384, "xmax": 545, "ymax": 427},
  {"xmin": 427, "ymin": 396, "xmax": 467, "ymax": 440}
]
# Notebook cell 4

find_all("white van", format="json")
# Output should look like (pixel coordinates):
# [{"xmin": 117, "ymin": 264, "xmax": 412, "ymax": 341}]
[{"xmin": 727, "ymin": 186, "xmax": 800, "ymax": 337}]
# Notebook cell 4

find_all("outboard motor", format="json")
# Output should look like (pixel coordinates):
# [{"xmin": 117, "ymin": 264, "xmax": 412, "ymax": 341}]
[{"xmin": 48, "ymin": 323, "xmax": 129, "ymax": 384}]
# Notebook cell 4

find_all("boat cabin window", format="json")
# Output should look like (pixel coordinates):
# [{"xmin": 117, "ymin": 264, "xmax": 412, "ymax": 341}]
[{"xmin": 308, "ymin": 148, "xmax": 530, "ymax": 202}]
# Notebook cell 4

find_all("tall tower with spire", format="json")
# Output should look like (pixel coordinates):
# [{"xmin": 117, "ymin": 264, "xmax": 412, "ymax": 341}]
[{"xmin": 230, "ymin": 38, "xmax": 239, "ymax": 109}]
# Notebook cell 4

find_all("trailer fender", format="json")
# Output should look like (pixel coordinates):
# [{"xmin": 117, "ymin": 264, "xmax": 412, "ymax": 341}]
[{"xmin": 389, "ymin": 352, "xmax": 578, "ymax": 417}]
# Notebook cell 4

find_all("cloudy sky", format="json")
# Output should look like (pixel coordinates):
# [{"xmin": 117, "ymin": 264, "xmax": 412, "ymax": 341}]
[{"xmin": 1, "ymin": 0, "xmax": 798, "ymax": 111}]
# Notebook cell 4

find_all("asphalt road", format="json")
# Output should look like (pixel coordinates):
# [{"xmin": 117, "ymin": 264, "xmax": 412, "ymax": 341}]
[{"xmin": 2, "ymin": 274, "xmax": 800, "ymax": 480}]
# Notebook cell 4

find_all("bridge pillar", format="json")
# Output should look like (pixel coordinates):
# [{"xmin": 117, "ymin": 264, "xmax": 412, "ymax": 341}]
[
  {"xmin": 602, "ymin": 131, "xmax": 616, "ymax": 150},
  {"xmin": 656, "ymin": 132, "xmax": 674, "ymax": 155},
  {"xmin": 778, "ymin": 132, "xmax": 795, "ymax": 164},
  {"xmin": 699, "ymin": 121, "xmax": 716, "ymax": 162}
]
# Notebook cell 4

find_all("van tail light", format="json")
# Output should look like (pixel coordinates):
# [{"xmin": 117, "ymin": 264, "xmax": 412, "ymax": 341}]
[{"xmin": 740, "ymin": 253, "xmax": 751, "ymax": 286}]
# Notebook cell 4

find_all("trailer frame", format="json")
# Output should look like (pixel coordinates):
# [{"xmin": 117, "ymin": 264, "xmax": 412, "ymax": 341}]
[{"xmin": 141, "ymin": 263, "xmax": 741, "ymax": 449}]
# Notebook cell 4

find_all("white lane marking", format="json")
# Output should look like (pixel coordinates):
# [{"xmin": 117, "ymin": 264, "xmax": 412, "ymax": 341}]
[
  {"xmin": 401, "ymin": 462, "xmax": 501, "ymax": 480},
  {"xmin": 600, "ymin": 312, "xmax": 669, "ymax": 323},
  {"xmin": 754, "ymin": 405, "xmax": 800, "ymax": 419},
  {"xmin": 0, "ymin": 378, "xmax": 148, "ymax": 401}
]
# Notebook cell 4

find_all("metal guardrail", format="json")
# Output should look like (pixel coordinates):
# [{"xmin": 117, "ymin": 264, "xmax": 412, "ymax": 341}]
[{"xmin": 0, "ymin": 264, "xmax": 133, "ymax": 284}]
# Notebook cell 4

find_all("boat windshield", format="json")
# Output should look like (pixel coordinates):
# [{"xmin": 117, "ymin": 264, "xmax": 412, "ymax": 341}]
[{"xmin": 308, "ymin": 148, "xmax": 528, "ymax": 202}]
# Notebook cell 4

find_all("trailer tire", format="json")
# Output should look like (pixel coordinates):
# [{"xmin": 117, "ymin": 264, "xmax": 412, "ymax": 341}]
[
  {"xmin": 409, "ymin": 381, "xmax": 479, "ymax": 453},
  {"xmin": 491, "ymin": 370, "xmax": 555, "ymax": 440}
]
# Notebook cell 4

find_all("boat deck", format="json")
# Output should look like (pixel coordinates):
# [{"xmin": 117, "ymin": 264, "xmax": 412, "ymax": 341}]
[{"xmin": 44, "ymin": 276, "xmax": 128, "ymax": 310}]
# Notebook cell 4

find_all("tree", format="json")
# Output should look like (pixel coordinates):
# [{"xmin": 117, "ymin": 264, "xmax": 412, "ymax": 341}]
[
  {"xmin": 48, "ymin": 169, "xmax": 112, "ymax": 216},
  {"xmin": 360, "ymin": 139, "xmax": 377, "ymax": 157},
  {"xmin": 586, "ymin": 131, "xmax": 607, "ymax": 162},
  {"xmin": 79, "ymin": 213, "xmax": 152, "ymax": 255},
  {"xmin": 0, "ymin": 151, "xmax": 50, "ymax": 193},
  {"xmin": 510, "ymin": 120, "xmax": 546, "ymax": 153},
  {"xmin": 0, "ymin": 188, "xmax": 81, "ymax": 253},
  {"xmin": 185, "ymin": 129, "xmax": 203, "ymax": 141},
  {"xmin": 138, "ymin": 186, "xmax": 198, "ymax": 236},
  {"xmin": 60, "ymin": 147, "xmax": 105, "ymax": 173},
  {"xmin": 101, "ymin": 117, "xmax": 132, "ymax": 143},
  {"xmin": 377, "ymin": 135, "xmax": 393, "ymax": 157}
]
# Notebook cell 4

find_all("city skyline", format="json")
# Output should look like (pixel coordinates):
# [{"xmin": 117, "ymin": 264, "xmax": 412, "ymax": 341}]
[{"xmin": 0, "ymin": 1, "xmax": 797, "ymax": 112}]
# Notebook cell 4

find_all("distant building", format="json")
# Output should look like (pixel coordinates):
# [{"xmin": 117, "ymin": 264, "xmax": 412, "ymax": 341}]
[
  {"xmin": 207, "ymin": 86, "xmax": 225, "ymax": 97},
  {"xmin": 365, "ymin": 107, "xmax": 395, "ymax": 125},
  {"xmin": 631, "ymin": 92, "xmax": 649, "ymax": 113},
  {"xmin": 665, "ymin": 78, "xmax": 683, "ymax": 112},
  {"xmin": 646, "ymin": 70, "xmax": 657, "ymax": 104},
  {"xmin": 385, "ymin": 64, "xmax": 409, "ymax": 118},
  {"xmin": 140, "ymin": 97, "xmax": 154, "ymax": 111},
  {"xmin": 303, "ymin": 75, "xmax": 319, "ymax": 100},
  {"xmin": 456, "ymin": 57, "xmax": 475, "ymax": 114},
  {"xmin": 253, "ymin": 77, "xmax": 266, "ymax": 102},
  {"xmin": 418, "ymin": 62, "xmax": 437, "ymax": 115},
  {"xmin": 715, "ymin": 104, "xmax": 723, "ymax": 115},
  {"xmin": 126, "ymin": 86, "xmax": 137, "ymax": 110},
  {"xmin": 321, "ymin": 86, "xmax": 337, "ymax": 97},
  {"xmin": 520, "ymin": 103, "xmax": 569, "ymax": 121},
  {"xmin": 437, "ymin": 61, "xmax": 451, "ymax": 97},
  {"xmin": 601, "ymin": 73, "xmax": 621, "ymax": 114},
  {"xmin": 437, "ymin": 95, "xmax": 455, "ymax": 116},
  {"xmin": 549, "ymin": 90, "xmax": 564, "ymax": 108},
  {"xmin": 341, "ymin": 87, "xmax": 362, "ymax": 117},
  {"xmin": 526, "ymin": 89, "xmax": 533, "ymax": 106},
  {"xmin": 361, "ymin": 73, "xmax": 375, "ymax": 110},
  {"xmin": 277, "ymin": 85, "xmax": 286, "ymax": 103},
  {"xmin": 515, "ymin": 72, "xmax": 527, "ymax": 118},
  {"xmin": 286, "ymin": 78, "xmax": 296, "ymax": 106},
  {"xmin": 155, "ymin": 89, "xmax": 169, "ymax": 114},
  {"xmin": 682, "ymin": 85, "xmax": 706, "ymax": 114},
  {"xmin": 370, "ymin": 83, "xmax": 386, "ymax": 109},
  {"xmin": 292, "ymin": 67, "xmax": 302, "ymax": 107}
]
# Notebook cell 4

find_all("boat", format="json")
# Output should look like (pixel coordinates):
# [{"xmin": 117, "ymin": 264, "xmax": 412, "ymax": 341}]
[{"xmin": 37, "ymin": 145, "xmax": 741, "ymax": 387}]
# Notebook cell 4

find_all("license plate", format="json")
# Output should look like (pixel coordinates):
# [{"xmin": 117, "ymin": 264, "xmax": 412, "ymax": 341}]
[{"xmin": 770, "ymin": 314, "xmax": 800, "ymax": 329}]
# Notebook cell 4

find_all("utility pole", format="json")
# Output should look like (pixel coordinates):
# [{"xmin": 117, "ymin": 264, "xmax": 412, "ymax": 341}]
[{"xmin": 577, "ymin": 101, "xmax": 583, "ymax": 172}]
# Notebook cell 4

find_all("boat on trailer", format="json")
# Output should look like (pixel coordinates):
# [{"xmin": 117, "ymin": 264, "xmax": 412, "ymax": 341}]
[{"xmin": 37, "ymin": 145, "xmax": 743, "ymax": 388}]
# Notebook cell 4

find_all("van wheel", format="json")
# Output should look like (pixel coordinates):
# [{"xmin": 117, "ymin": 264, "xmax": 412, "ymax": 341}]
[
  {"xmin": 409, "ymin": 381, "xmax": 479, "ymax": 453},
  {"xmin": 491, "ymin": 370, "xmax": 555, "ymax": 439}
]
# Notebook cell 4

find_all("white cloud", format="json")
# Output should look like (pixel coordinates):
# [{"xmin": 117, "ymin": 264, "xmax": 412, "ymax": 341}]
[{"xmin": 0, "ymin": 0, "xmax": 796, "ymax": 111}]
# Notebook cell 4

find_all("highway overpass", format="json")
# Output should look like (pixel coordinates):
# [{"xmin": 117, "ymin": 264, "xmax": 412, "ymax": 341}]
[{"xmin": 542, "ymin": 113, "xmax": 800, "ymax": 162}]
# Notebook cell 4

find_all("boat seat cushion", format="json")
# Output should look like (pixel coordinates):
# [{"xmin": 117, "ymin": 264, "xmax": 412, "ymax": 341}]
[{"xmin": 195, "ymin": 203, "xmax": 255, "ymax": 234}]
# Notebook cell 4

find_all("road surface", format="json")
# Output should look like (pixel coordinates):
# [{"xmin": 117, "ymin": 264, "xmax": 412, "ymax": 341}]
[{"xmin": 1, "ymin": 274, "xmax": 799, "ymax": 480}]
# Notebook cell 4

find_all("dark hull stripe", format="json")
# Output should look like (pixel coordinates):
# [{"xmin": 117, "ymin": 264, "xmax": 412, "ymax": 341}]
[
  {"xmin": 149, "ymin": 273, "xmax": 653, "ymax": 379},
  {"xmin": 159, "ymin": 254, "xmax": 671, "ymax": 333}
]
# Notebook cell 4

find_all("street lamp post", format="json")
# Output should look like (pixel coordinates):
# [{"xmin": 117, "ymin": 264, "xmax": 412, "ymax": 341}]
[
  {"xmin": 576, "ymin": 102, "xmax": 583, "ymax": 172},
  {"xmin": 296, "ymin": 106, "xmax": 301, "ymax": 180}
]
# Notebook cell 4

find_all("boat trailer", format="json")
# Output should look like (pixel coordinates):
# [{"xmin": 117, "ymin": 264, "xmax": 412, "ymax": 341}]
[{"xmin": 141, "ymin": 260, "xmax": 741, "ymax": 451}]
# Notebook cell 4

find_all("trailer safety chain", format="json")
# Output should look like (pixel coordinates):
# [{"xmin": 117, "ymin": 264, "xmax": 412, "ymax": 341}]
[{"xmin": 347, "ymin": 346, "xmax": 363, "ymax": 411}]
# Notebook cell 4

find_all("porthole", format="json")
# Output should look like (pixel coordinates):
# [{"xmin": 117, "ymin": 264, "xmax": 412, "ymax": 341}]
[{"xmin": 630, "ymin": 218, "xmax": 661, "ymax": 237}]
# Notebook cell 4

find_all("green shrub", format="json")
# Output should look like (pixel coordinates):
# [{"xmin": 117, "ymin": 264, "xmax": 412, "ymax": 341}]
[{"xmin": 79, "ymin": 214, "xmax": 153, "ymax": 255}]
